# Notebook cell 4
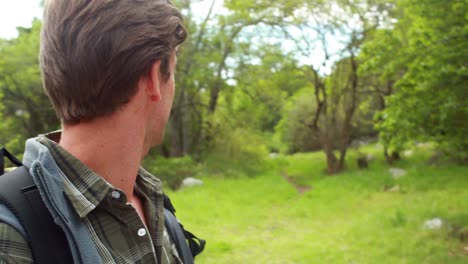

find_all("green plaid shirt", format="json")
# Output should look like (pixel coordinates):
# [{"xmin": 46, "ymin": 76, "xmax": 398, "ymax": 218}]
[{"xmin": 0, "ymin": 134, "xmax": 181, "ymax": 264}]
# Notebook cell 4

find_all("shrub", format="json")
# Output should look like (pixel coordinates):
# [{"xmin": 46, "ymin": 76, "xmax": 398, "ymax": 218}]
[
  {"xmin": 143, "ymin": 156, "xmax": 199, "ymax": 190},
  {"xmin": 204, "ymin": 127, "xmax": 270, "ymax": 177}
]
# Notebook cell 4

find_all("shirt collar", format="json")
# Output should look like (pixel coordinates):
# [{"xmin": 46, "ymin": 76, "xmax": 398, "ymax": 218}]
[
  {"xmin": 38, "ymin": 132, "xmax": 113, "ymax": 218},
  {"xmin": 37, "ymin": 131, "xmax": 164, "ymax": 218}
]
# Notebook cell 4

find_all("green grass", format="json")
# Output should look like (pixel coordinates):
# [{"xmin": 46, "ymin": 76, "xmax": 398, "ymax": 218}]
[{"xmin": 166, "ymin": 145, "xmax": 468, "ymax": 263}]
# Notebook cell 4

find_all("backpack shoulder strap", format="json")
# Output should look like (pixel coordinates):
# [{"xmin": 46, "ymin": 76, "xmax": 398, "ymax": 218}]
[
  {"xmin": 164, "ymin": 208, "xmax": 195, "ymax": 264},
  {"xmin": 163, "ymin": 194, "xmax": 206, "ymax": 263},
  {"xmin": 0, "ymin": 166, "xmax": 73, "ymax": 264},
  {"xmin": 0, "ymin": 147, "xmax": 22, "ymax": 175}
]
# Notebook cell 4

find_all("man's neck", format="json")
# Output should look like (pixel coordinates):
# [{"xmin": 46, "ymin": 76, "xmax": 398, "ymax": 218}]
[{"xmin": 59, "ymin": 114, "xmax": 147, "ymax": 200}]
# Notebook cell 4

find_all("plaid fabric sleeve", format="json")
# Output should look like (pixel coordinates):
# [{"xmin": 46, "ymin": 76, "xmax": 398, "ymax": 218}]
[{"xmin": 0, "ymin": 222, "xmax": 32, "ymax": 264}]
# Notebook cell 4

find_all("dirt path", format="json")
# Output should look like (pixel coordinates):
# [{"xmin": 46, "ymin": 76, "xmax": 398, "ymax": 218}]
[{"xmin": 280, "ymin": 172, "xmax": 312, "ymax": 194}]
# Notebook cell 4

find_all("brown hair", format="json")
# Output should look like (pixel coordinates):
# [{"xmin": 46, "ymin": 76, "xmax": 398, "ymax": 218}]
[{"xmin": 40, "ymin": 0, "xmax": 187, "ymax": 124}]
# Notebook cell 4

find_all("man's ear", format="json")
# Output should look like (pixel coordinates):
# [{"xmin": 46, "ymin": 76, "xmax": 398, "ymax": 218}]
[{"xmin": 146, "ymin": 61, "xmax": 162, "ymax": 102}]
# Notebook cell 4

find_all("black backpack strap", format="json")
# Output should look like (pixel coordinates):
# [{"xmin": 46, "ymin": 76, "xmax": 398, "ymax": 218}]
[
  {"xmin": 164, "ymin": 208, "xmax": 195, "ymax": 264},
  {"xmin": 163, "ymin": 194, "xmax": 206, "ymax": 262},
  {"xmin": 0, "ymin": 166, "xmax": 73, "ymax": 264},
  {"xmin": 0, "ymin": 147, "xmax": 23, "ymax": 175},
  {"xmin": 183, "ymin": 229, "xmax": 206, "ymax": 258}
]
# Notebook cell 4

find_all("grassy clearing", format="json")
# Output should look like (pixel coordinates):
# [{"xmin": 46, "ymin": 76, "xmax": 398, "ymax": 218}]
[{"xmin": 166, "ymin": 145, "xmax": 468, "ymax": 263}]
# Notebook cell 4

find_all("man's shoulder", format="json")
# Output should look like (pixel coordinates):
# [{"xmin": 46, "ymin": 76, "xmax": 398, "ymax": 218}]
[
  {"xmin": 0, "ymin": 221, "xmax": 33, "ymax": 264},
  {"xmin": 0, "ymin": 167, "xmax": 36, "ymax": 238},
  {"xmin": 0, "ymin": 182, "xmax": 33, "ymax": 263},
  {"xmin": 0, "ymin": 203, "xmax": 26, "ymax": 237}
]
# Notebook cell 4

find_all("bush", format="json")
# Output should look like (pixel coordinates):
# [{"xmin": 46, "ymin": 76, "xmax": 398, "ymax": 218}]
[
  {"xmin": 143, "ymin": 156, "xmax": 199, "ymax": 190},
  {"xmin": 204, "ymin": 127, "xmax": 270, "ymax": 177},
  {"xmin": 275, "ymin": 88, "xmax": 322, "ymax": 154}
]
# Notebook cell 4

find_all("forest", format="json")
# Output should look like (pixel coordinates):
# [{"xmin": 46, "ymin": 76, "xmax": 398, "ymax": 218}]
[{"xmin": 0, "ymin": 0, "xmax": 467, "ymax": 263}]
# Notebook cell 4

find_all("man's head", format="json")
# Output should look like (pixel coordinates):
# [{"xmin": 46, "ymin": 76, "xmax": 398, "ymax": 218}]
[{"xmin": 40, "ymin": 0, "xmax": 187, "ymax": 125}]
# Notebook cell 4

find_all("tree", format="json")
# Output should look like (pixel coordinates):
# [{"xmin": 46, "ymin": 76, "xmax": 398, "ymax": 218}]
[
  {"xmin": 359, "ymin": 27, "xmax": 405, "ymax": 164},
  {"xmin": 166, "ymin": 0, "xmax": 303, "ymax": 158},
  {"xmin": 275, "ymin": 0, "xmax": 392, "ymax": 173},
  {"xmin": 362, "ymin": 0, "xmax": 468, "ymax": 163},
  {"xmin": 0, "ymin": 20, "xmax": 59, "ymax": 154}
]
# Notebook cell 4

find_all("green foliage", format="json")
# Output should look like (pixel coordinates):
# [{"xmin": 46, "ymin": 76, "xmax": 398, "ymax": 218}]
[
  {"xmin": 361, "ymin": 0, "xmax": 468, "ymax": 163},
  {"xmin": 262, "ymin": 131, "xmax": 286, "ymax": 154},
  {"xmin": 230, "ymin": 46, "xmax": 306, "ymax": 132},
  {"xmin": 276, "ymin": 71, "xmax": 377, "ymax": 155},
  {"xmin": 205, "ymin": 127, "xmax": 270, "ymax": 177},
  {"xmin": 275, "ymin": 88, "xmax": 322, "ymax": 153},
  {"xmin": 200, "ymin": 109, "xmax": 270, "ymax": 177},
  {"xmin": 143, "ymin": 156, "xmax": 199, "ymax": 190},
  {"xmin": 0, "ymin": 19, "xmax": 59, "ymax": 153}
]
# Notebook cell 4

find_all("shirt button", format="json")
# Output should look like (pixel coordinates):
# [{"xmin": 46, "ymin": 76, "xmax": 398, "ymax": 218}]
[
  {"xmin": 137, "ymin": 228, "xmax": 147, "ymax": 237},
  {"xmin": 111, "ymin": 191, "xmax": 121, "ymax": 199}
]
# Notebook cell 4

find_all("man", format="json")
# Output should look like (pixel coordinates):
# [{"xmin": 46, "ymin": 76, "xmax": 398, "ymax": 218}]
[{"xmin": 0, "ymin": 0, "xmax": 191, "ymax": 263}]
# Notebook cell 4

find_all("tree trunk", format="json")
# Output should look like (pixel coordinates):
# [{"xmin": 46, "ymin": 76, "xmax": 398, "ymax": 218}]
[
  {"xmin": 181, "ymin": 94, "xmax": 191, "ymax": 154},
  {"xmin": 384, "ymin": 146, "xmax": 400, "ymax": 165},
  {"xmin": 318, "ymin": 131, "xmax": 343, "ymax": 174},
  {"xmin": 168, "ymin": 111, "xmax": 184, "ymax": 157},
  {"xmin": 325, "ymin": 148, "xmax": 341, "ymax": 174}
]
